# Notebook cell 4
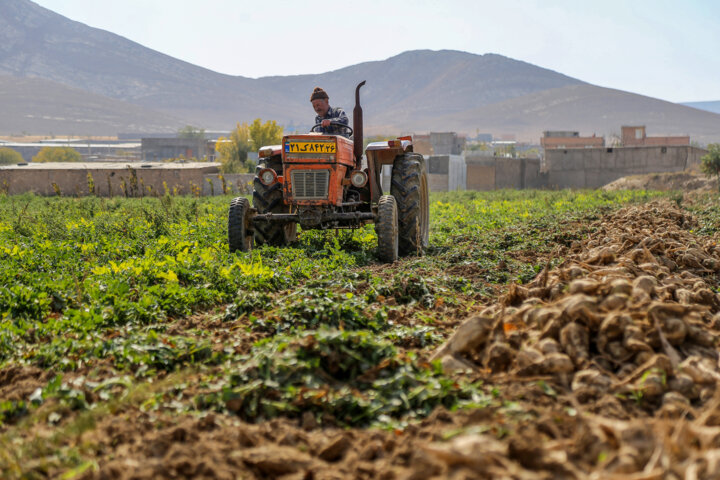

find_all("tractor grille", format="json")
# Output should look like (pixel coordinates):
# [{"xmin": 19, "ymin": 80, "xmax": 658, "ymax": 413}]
[{"xmin": 291, "ymin": 170, "xmax": 330, "ymax": 200}]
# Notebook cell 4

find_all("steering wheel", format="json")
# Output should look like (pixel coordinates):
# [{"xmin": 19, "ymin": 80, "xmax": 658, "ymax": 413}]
[{"xmin": 311, "ymin": 122, "xmax": 353, "ymax": 136}]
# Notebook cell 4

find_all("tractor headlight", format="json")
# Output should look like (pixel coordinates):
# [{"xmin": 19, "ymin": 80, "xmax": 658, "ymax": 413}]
[
  {"xmin": 259, "ymin": 168, "xmax": 277, "ymax": 186},
  {"xmin": 350, "ymin": 170, "xmax": 368, "ymax": 188}
]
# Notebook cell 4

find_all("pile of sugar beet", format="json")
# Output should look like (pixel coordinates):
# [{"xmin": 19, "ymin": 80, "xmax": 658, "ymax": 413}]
[{"xmin": 428, "ymin": 201, "xmax": 720, "ymax": 479}]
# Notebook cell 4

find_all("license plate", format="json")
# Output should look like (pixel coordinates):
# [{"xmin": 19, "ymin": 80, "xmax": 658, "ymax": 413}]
[{"xmin": 285, "ymin": 142, "xmax": 336, "ymax": 154}]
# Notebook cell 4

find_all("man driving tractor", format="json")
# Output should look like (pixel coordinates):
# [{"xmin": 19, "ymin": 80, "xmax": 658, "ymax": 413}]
[
  {"xmin": 228, "ymin": 80, "xmax": 430, "ymax": 264},
  {"xmin": 310, "ymin": 87, "xmax": 350, "ymax": 137}
]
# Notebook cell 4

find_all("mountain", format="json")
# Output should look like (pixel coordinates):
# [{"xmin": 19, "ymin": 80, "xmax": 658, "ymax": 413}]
[
  {"xmin": 255, "ymin": 50, "xmax": 585, "ymax": 130},
  {"xmin": 429, "ymin": 85, "xmax": 720, "ymax": 145},
  {"xmin": 681, "ymin": 101, "xmax": 720, "ymax": 115},
  {"xmin": 0, "ymin": 75, "xmax": 187, "ymax": 135},
  {"xmin": 2, "ymin": 0, "xmax": 720, "ymax": 143},
  {"xmin": 0, "ymin": 0, "xmax": 583, "ymax": 133}
]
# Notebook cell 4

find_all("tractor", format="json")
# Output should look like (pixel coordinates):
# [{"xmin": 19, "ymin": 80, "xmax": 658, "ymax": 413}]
[{"xmin": 227, "ymin": 80, "xmax": 429, "ymax": 263}]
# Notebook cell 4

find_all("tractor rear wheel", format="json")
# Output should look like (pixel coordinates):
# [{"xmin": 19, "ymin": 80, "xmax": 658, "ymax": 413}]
[
  {"xmin": 228, "ymin": 197, "xmax": 252, "ymax": 253},
  {"xmin": 376, "ymin": 195, "xmax": 398, "ymax": 263},
  {"xmin": 391, "ymin": 153, "xmax": 430, "ymax": 255},
  {"xmin": 252, "ymin": 176, "xmax": 297, "ymax": 246}
]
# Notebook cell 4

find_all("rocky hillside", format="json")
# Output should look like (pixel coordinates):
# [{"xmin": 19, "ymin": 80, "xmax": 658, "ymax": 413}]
[{"xmin": 3, "ymin": 0, "xmax": 720, "ymax": 142}]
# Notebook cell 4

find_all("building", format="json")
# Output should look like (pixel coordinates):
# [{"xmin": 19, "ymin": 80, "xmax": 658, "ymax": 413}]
[
  {"xmin": 464, "ymin": 153, "xmax": 543, "ymax": 190},
  {"xmin": 0, "ymin": 141, "xmax": 141, "ymax": 162},
  {"xmin": 141, "ymin": 138, "xmax": 214, "ymax": 162},
  {"xmin": 413, "ymin": 134, "xmax": 433, "ymax": 156},
  {"xmin": 621, "ymin": 126, "xmax": 689, "ymax": 146},
  {"xmin": 412, "ymin": 132, "xmax": 465, "ymax": 156},
  {"xmin": 544, "ymin": 145, "xmax": 706, "ymax": 188},
  {"xmin": 541, "ymin": 131, "xmax": 605, "ymax": 150}
]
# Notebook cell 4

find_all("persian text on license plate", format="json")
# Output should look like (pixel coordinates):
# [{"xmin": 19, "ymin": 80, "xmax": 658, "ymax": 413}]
[{"xmin": 285, "ymin": 142, "xmax": 336, "ymax": 154}]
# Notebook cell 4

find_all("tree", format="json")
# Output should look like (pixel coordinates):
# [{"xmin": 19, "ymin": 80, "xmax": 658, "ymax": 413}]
[
  {"xmin": 466, "ymin": 142, "xmax": 491, "ymax": 152},
  {"xmin": 701, "ymin": 143, "xmax": 720, "ymax": 192},
  {"xmin": 249, "ymin": 119, "xmax": 283, "ymax": 151},
  {"xmin": 33, "ymin": 146, "xmax": 82, "ymax": 163},
  {"xmin": 216, "ymin": 122, "xmax": 252, "ymax": 173},
  {"xmin": 177, "ymin": 125, "xmax": 206, "ymax": 140},
  {"xmin": 216, "ymin": 119, "xmax": 284, "ymax": 173},
  {"xmin": 0, "ymin": 147, "xmax": 23, "ymax": 165}
]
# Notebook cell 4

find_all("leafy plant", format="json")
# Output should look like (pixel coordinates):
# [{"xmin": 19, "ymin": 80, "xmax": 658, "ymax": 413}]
[
  {"xmin": 701, "ymin": 143, "xmax": 720, "ymax": 192},
  {"xmin": 32, "ymin": 146, "xmax": 81, "ymax": 163},
  {"xmin": 195, "ymin": 329, "xmax": 485, "ymax": 426},
  {"xmin": 0, "ymin": 147, "xmax": 23, "ymax": 165}
]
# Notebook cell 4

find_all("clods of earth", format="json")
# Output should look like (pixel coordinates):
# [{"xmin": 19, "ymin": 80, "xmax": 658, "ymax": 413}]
[{"xmin": 4, "ymin": 195, "xmax": 720, "ymax": 479}]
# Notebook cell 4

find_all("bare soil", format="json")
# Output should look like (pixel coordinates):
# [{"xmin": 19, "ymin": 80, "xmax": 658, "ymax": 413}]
[
  {"xmin": 8, "ymin": 200, "xmax": 720, "ymax": 479},
  {"xmin": 603, "ymin": 171, "xmax": 717, "ymax": 192}
]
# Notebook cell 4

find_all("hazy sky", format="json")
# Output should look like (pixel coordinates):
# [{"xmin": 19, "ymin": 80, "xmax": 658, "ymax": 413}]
[{"xmin": 32, "ymin": 0, "xmax": 720, "ymax": 103}]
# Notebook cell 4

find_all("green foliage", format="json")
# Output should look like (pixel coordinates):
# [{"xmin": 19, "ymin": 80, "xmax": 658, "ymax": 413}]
[
  {"xmin": 255, "ymin": 284, "xmax": 387, "ymax": 333},
  {"xmin": 0, "ymin": 148, "xmax": 23, "ymax": 165},
  {"xmin": 249, "ymin": 118, "xmax": 283, "ymax": 151},
  {"xmin": 466, "ymin": 142, "xmax": 491, "ymax": 152},
  {"xmin": 216, "ymin": 122, "xmax": 252, "ymax": 173},
  {"xmin": 177, "ymin": 125, "xmax": 206, "ymax": 140},
  {"xmin": 195, "ymin": 329, "xmax": 486, "ymax": 426},
  {"xmin": 216, "ymin": 119, "xmax": 283, "ymax": 174},
  {"xmin": 701, "ymin": 143, "xmax": 720, "ymax": 191},
  {"xmin": 32, "ymin": 146, "xmax": 81, "ymax": 163},
  {"xmin": 0, "ymin": 189, "xmax": 667, "ymax": 433},
  {"xmin": 494, "ymin": 144, "xmax": 516, "ymax": 158},
  {"xmin": 377, "ymin": 272, "xmax": 434, "ymax": 306},
  {"xmin": 0, "ymin": 400, "xmax": 28, "ymax": 424}
]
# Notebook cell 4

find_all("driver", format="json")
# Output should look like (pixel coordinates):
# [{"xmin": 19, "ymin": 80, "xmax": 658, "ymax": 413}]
[{"xmin": 310, "ymin": 87, "xmax": 350, "ymax": 138}]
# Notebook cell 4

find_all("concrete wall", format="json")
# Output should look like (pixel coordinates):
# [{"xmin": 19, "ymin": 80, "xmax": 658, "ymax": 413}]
[
  {"xmin": 0, "ymin": 162, "xmax": 220, "ymax": 197},
  {"xmin": 464, "ymin": 154, "xmax": 542, "ymax": 190},
  {"xmin": 1, "ymin": 143, "xmax": 141, "ymax": 162},
  {"xmin": 427, "ymin": 155, "xmax": 466, "ymax": 192},
  {"xmin": 378, "ymin": 155, "xmax": 466, "ymax": 193},
  {"xmin": 202, "ymin": 174, "xmax": 254, "ymax": 196},
  {"xmin": 3, "ymin": 145, "xmax": 706, "ymax": 197},
  {"xmin": 413, "ymin": 135, "xmax": 433, "ymax": 156},
  {"xmin": 545, "ymin": 145, "xmax": 706, "ymax": 189},
  {"xmin": 429, "ymin": 132, "xmax": 465, "ymax": 155}
]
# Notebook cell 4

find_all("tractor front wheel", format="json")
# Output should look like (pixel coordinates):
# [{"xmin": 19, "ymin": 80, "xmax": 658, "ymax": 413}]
[
  {"xmin": 252, "ymin": 177, "xmax": 297, "ymax": 246},
  {"xmin": 391, "ymin": 153, "xmax": 429, "ymax": 255},
  {"xmin": 228, "ymin": 197, "xmax": 253, "ymax": 253},
  {"xmin": 376, "ymin": 195, "xmax": 399, "ymax": 263}
]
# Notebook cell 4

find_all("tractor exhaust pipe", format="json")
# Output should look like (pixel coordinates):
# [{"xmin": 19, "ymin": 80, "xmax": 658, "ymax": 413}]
[{"xmin": 353, "ymin": 80, "xmax": 366, "ymax": 162}]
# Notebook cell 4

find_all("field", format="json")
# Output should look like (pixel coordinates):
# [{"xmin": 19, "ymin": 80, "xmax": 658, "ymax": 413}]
[{"xmin": 2, "ymin": 189, "xmax": 720, "ymax": 479}]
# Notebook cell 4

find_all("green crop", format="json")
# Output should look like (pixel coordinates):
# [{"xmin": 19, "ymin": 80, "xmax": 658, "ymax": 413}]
[
  {"xmin": 0, "ymin": 189, "xmax": 664, "ymax": 434},
  {"xmin": 194, "ymin": 328, "xmax": 487, "ymax": 426}
]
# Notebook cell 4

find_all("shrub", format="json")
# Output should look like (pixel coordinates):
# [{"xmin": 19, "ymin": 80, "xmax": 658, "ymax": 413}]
[
  {"xmin": 0, "ymin": 147, "xmax": 23, "ymax": 165},
  {"xmin": 32, "ymin": 146, "xmax": 82, "ymax": 163}
]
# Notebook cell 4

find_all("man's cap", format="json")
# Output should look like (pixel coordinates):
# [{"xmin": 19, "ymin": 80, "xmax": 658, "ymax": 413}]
[{"xmin": 310, "ymin": 87, "xmax": 329, "ymax": 102}]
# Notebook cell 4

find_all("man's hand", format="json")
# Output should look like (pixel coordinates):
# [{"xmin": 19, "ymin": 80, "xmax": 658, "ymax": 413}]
[{"xmin": 321, "ymin": 119, "xmax": 331, "ymax": 127}]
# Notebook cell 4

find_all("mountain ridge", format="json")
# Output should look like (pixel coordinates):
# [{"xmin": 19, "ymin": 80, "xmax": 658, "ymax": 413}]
[
  {"xmin": 681, "ymin": 101, "xmax": 720, "ymax": 115},
  {"xmin": 2, "ymin": 0, "xmax": 720, "ymax": 143}
]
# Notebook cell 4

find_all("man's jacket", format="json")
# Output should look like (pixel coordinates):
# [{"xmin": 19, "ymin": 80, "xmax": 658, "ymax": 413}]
[{"xmin": 314, "ymin": 106, "xmax": 350, "ymax": 137}]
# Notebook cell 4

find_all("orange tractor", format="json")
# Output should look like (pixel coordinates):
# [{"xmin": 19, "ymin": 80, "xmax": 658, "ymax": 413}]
[{"xmin": 228, "ymin": 81, "xmax": 429, "ymax": 262}]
